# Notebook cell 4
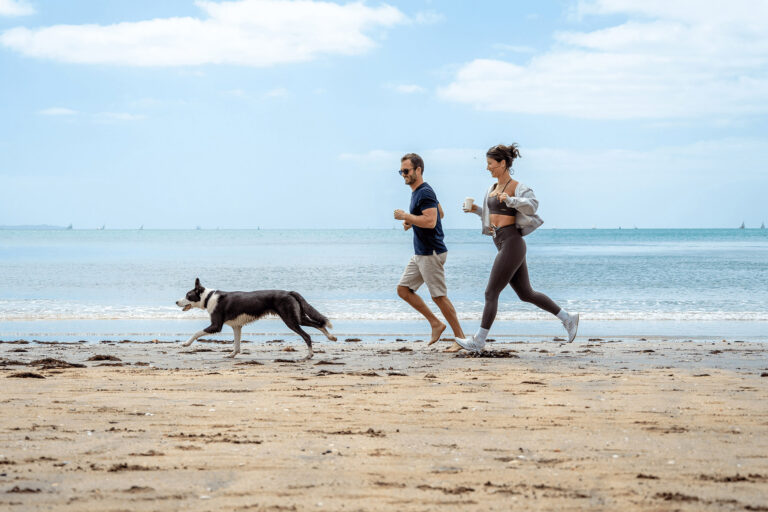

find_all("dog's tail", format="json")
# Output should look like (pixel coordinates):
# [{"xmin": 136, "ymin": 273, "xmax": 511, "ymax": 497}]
[{"xmin": 289, "ymin": 291, "xmax": 333, "ymax": 329}]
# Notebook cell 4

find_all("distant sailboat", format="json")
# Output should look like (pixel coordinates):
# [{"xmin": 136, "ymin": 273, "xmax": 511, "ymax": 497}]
[
  {"xmin": 66, "ymin": 224, "xmax": 73, "ymax": 230},
  {"xmin": 195, "ymin": 225, "xmax": 201, "ymax": 230},
  {"xmin": 739, "ymin": 222, "xmax": 745, "ymax": 229},
  {"xmin": 98, "ymin": 224, "xmax": 105, "ymax": 231},
  {"xmin": 139, "ymin": 225, "xmax": 144, "ymax": 230},
  {"xmin": 761, "ymin": 222, "xmax": 765, "ymax": 229}
]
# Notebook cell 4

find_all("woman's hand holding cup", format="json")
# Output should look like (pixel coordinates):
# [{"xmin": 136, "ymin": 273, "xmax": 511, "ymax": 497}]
[{"xmin": 463, "ymin": 197, "xmax": 476, "ymax": 213}]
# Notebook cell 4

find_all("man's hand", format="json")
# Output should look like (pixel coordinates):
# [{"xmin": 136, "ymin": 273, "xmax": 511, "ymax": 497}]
[
  {"xmin": 394, "ymin": 209, "xmax": 407, "ymax": 221},
  {"xmin": 403, "ymin": 221, "xmax": 412, "ymax": 231}
]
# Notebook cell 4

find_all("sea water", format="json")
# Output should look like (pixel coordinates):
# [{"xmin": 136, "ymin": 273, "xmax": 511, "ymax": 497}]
[{"xmin": 1, "ymin": 229, "xmax": 767, "ymax": 341}]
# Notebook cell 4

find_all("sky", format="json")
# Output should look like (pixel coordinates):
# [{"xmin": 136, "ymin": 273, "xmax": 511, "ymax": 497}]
[{"xmin": 1, "ymin": 0, "xmax": 767, "ymax": 229}]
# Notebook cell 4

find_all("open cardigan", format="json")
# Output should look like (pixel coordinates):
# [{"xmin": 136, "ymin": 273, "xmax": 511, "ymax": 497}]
[{"xmin": 472, "ymin": 182, "xmax": 544, "ymax": 236}]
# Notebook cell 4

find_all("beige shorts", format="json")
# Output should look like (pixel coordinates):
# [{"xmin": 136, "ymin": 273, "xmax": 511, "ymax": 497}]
[{"xmin": 398, "ymin": 251, "xmax": 448, "ymax": 298}]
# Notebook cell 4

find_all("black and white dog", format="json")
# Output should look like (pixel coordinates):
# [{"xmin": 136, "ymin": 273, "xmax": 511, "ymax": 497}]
[{"xmin": 176, "ymin": 278, "xmax": 336, "ymax": 360}]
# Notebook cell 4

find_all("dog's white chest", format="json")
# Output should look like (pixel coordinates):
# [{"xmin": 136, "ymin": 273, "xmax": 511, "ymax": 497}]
[
  {"xmin": 205, "ymin": 292, "xmax": 219, "ymax": 314},
  {"xmin": 225, "ymin": 314, "xmax": 258, "ymax": 327}
]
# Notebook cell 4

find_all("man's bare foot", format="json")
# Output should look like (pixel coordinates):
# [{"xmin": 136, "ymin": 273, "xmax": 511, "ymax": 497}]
[
  {"xmin": 444, "ymin": 342, "xmax": 463, "ymax": 352},
  {"xmin": 428, "ymin": 323, "xmax": 446, "ymax": 345}
]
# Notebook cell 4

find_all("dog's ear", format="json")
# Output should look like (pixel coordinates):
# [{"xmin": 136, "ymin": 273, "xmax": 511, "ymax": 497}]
[{"xmin": 195, "ymin": 277, "xmax": 201, "ymax": 289}]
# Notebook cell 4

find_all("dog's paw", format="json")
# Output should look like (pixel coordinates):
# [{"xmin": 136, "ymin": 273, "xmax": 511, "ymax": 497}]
[
  {"xmin": 225, "ymin": 351, "xmax": 238, "ymax": 358},
  {"xmin": 181, "ymin": 341, "xmax": 194, "ymax": 347},
  {"xmin": 328, "ymin": 335, "xmax": 338, "ymax": 342}
]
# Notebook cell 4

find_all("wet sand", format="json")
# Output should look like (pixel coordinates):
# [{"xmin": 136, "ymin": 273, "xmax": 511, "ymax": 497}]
[{"xmin": 2, "ymin": 337, "xmax": 768, "ymax": 511}]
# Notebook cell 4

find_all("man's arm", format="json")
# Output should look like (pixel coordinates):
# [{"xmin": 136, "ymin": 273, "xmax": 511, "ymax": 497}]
[
  {"xmin": 438, "ymin": 203, "xmax": 444, "ymax": 219},
  {"xmin": 394, "ymin": 207, "xmax": 438, "ymax": 229}
]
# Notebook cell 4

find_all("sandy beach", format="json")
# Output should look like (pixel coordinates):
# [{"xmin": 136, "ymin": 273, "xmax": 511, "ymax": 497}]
[{"xmin": 2, "ymin": 336, "xmax": 767, "ymax": 511}]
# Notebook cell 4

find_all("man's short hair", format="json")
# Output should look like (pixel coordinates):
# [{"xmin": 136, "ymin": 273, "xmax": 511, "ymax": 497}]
[{"xmin": 401, "ymin": 153, "xmax": 424, "ymax": 174}]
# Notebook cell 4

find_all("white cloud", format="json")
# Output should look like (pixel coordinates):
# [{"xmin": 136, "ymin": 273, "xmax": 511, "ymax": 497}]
[
  {"xmin": 129, "ymin": 97, "xmax": 188, "ymax": 108},
  {"xmin": 0, "ymin": 0, "xmax": 34, "ymax": 17},
  {"xmin": 222, "ymin": 87, "xmax": 289, "ymax": 100},
  {"xmin": 263, "ymin": 87, "xmax": 289, "ymax": 98},
  {"xmin": 492, "ymin": 43, "xmax": 536, "ymax": 54},
  {"xmin": 525, "ymin": 137, "xmax": 768, "ymax": 178},
  {"xmin": 412, "ymin": 10, "xmax": 444, "ymax": 25},
  {"xmin": 575, "ymin": 0, "xmax": 768, "ymax": 25},
  {"xmin": 339, "ymin": 148, "xmax": 480, "ymax": 169},
  {"xmin": 0, "ymin": 0, "xmax": 406, "ymax": 67},
  {"xmin": 339, "ymin": 149, "xmax": 400, "ymax": 165},
  {"xmin": 225, "ymin": 89, "xmax": 247, "ymax": 98},
  {"xmin": 37, "ymin": 107, "xmax": 145, "ymax": 121},
  {"xmin": 340, "ymin": 138, "xmax": 767, "ymax": 179},
  {"xmin": 439, "ymin": 1, "xmax": 768, "ymax": 119},
  {"xmin": 38, "ymin": 107, "xmax": 77, "ymax": 116},
  {"xmin": 391, "ymin": 84, "xmax": 426, "ymax": 94}
]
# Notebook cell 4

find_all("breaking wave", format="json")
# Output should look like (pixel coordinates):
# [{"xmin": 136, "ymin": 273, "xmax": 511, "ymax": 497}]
[{"xmin": 1, "ymin": 299, "xmax": 767, "ymax": 322}]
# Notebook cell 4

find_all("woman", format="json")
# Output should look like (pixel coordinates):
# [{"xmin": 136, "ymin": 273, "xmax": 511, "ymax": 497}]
[{"xmin": 456, "ymin": 143, "xmax": 578, "ymax": 352}]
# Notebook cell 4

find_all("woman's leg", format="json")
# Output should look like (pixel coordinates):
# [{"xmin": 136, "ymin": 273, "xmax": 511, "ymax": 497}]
[
  {"xmin": 480, "ymin": 237, "xmax": 526, "ymax": 330},
  {"xmin": 509, "ymin": 259, "xmax": 561, "ymax": 315},
  {"xmin": 511, "ymin": 259, "xmax": 579, "ymax": 341},
  {"xmin": 457, "ymin": 229, "xmax": 529, "ymax": 352}
]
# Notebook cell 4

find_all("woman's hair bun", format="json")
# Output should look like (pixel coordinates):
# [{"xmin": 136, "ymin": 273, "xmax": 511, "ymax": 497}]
[{"xmin": 486, "ymin": 143, "xmax": 521, "ymax": 168}]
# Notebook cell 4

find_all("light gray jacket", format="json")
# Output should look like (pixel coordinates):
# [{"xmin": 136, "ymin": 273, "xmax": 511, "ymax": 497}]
[{"xmin": 472, "ymin": 182, "xmax": 544, "ymax": 236}]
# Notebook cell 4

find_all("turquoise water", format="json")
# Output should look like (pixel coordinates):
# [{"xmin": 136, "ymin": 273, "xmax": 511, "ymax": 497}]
[{"xmin": 1, "ymin": 228, "xmax": 767, "ymax": 340}]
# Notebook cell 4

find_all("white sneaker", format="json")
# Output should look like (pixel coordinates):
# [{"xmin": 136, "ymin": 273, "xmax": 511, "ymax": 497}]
[
  {"xmin": 563, "ymin": 313, "xmax": 579, "ymax": 343},
  {"xmin": 455, "ymin": 335, "xmax": 480, "ymax": 352}
]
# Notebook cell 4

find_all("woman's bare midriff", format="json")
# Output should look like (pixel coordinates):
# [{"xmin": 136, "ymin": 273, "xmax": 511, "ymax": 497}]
[{"xmin": 490, "ymin": 214, "xmax": 516, "ymax": 229}]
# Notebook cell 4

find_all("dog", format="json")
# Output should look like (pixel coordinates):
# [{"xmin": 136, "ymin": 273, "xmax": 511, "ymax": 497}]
[{"xmin": 175, "ymin": 278, "xmax": 336, "ymax": 360}]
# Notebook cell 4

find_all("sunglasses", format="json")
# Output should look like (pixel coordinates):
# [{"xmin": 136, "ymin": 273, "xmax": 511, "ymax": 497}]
[{"xmin": 398, "ymin": 168, "xmax": 415, "ymax": 176}]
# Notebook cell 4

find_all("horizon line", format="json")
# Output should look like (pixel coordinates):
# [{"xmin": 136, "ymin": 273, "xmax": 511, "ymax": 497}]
[{"xmin": 1, "ymin": 225, "xmax": 766, "ymax": 231}]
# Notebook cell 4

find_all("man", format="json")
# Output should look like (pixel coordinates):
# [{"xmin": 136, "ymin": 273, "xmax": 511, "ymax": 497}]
[{"xmin": 394, "ymin": 153, "xmax": 465, "ymax": 351}]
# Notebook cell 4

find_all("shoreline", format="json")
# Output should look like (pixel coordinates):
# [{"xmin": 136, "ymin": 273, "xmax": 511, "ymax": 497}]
[{"xmin": 3, "ymin": 318, "xmax": 768, "ymax": 344}]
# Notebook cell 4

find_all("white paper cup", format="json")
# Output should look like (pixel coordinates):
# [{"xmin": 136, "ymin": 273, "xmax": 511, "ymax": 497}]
[{"xmin": 464, "ymin": 197, "xmax": 474, "ymax": 210}]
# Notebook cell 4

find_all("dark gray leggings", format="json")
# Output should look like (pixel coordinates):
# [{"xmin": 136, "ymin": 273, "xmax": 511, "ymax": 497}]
[{"xmin": 481, "ymin": 225, "xmax": 561, "ymax": 329}]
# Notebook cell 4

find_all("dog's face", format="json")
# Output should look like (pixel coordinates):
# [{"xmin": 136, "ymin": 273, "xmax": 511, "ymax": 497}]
[{"xmin": 176, "ymin": 278, "xmax": 205, "ymax": 311}]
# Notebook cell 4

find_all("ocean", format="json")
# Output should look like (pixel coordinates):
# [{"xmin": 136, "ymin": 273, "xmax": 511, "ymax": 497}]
[{"xmin": 1, "ymin": 228, "xmax": 767, "ymax": 341}]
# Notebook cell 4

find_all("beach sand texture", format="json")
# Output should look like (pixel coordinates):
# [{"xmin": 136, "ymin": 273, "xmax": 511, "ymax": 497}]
[{"xmin": 2, "ymin": 338, "xmax": 767, "ymax": 511}]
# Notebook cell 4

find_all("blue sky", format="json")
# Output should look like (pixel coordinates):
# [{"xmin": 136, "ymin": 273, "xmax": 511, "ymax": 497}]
[{"xmin": 1, "ymin": 0, "xmax": 767, "ymax": 229}]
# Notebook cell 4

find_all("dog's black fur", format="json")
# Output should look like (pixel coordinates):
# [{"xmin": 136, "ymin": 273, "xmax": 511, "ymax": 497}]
[{"xmin": 176, "ymin": 278, "xmax": 335, "ymax": 360}]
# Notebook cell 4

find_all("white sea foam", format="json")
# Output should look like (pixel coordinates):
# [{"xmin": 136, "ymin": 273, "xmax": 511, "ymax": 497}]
[{"xmin": 1, "ymin": 300, "xmax": 766, "ymax": 322}]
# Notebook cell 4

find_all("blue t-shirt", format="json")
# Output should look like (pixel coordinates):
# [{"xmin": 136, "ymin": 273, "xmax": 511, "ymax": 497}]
[{"xmin": 410, "ymin": 182, "xmax": 447, "ymax": 255}]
